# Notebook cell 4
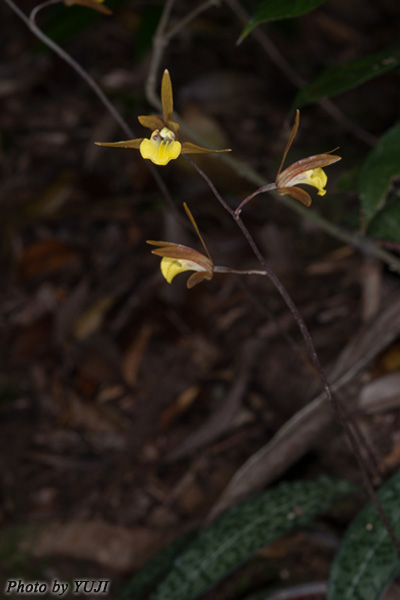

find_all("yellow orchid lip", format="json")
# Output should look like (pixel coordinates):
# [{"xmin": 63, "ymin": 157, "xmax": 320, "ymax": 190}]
[
  {"xmin": 279, "ymin": 167, "xmax": 328, "ymax": 196},
  {"xmin": 147, "ymin": 203, "xmax": 214, "ymax": 289},
  {"xmin": 139, "ymin": 127, "xmax": 182, "ymax": 166},
  {"xmin": 160, "ymin": 256, "xmax": 211, "ymax": 285},
  {"xmin": 148, "ymin": 242, "xmax": 213, "ymax": 288}
]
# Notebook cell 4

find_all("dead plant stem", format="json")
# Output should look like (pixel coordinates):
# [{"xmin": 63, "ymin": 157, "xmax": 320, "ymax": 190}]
[{"xmin": 145, "ymin": 0, "xmax": 220, "ymax": 111}]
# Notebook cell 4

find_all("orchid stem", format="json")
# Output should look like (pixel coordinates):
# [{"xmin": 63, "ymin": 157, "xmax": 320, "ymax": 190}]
[
  {"xmin": 214, "ymin": 266, "xmax": 267, "ymax": 276},
  {"xmin": 185, "ymin": 154, "xmax": 400, "ymax": 556},
  {"xmin": 235, "ymin": 183, "xmax": 277, "ymax": 215}
]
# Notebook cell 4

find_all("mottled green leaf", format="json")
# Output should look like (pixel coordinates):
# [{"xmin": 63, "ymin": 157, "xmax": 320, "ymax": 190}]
[
  {"xmin": 116, "ymin": 530, "xmax": 197, "ymax": 600},
  {"xmin": 359, "ymin": 121, "xmax": 400, "ymax": 227},
  {"xmin": 150, "ymin": 478, "xmax": 357, "ymax": 600},
  {"xmin": 294, "ymin": 45, "xmax": 400, "ymax": 107},
  {"xmin": 239, "ymin": 0, "xmax": 327, "ymax": 42},
  {"xmin": 328, "ymin": 470, "xmax": 400, "ymax": 600}
]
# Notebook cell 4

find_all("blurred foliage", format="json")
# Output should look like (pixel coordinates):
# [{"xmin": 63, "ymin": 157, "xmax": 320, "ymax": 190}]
[
  {"xmin": 239, "ymin": 0, "xmax": 328, "ymax": 41},
  {"xmin": 359, "ymin": 121, "xmax": 400, "ymax": 234},
  {"xmin": 294, "ymin": 43, "xmax": 400, "ymax": 108},
  {"xmin": 328, "ymin": 469, "xmax": 400, "ymax": 600}
]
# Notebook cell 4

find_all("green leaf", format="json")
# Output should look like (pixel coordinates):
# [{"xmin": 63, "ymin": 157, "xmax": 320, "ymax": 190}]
[
  {"xmin": 359, "ymin": 121, "xmax": 400, "ymax": 227},
  {"xmin": 239, "ymin": 0, "xmax": 327, "ymax": 42},
  {"xmin": 150, "ymin": 478, "xmax": 357, "ymax": 600},
  {"xmin": 328, "ymin": 470, "xmax": 400, "ymax": 600},
  {"xmin": 116, "ymin": 530, "xmax": 198, "ymax": 600},
  {"xmin": 294, "ymin": 44, "xmax": 400, "ymax": 108}
]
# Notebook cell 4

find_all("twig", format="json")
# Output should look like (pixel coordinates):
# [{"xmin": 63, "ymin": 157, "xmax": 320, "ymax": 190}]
[
  {"xmin": 145, "ymin": 0, "xmax": 176, "ymax": 111},
  {"xmin": 184, "ymin": 154, "xmax": 400, "ymax": 557},
  {"xmin": 145, "ymin": 0, "xmax": 221, "ymax": 110}
]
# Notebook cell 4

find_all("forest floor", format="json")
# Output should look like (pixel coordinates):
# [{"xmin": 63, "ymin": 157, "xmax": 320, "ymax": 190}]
[{"xmin": 1, "ymin": 0, "xmax": 400, "ymax": 598}]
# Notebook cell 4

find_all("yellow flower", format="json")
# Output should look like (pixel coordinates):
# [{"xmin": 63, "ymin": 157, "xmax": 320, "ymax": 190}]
[
  {"xmin": 275, "ymin": 110, "xmax": 341, "ymax": 207},
  {"xmin": 147, "ymin": 242, "xmax": 213, "ymax": 288},
  {"xmin": 64, "ymin": 0, "xmax": 112, "ymax": 15},
  {"xmin": 95, "ymin": 70, "xmax": 231, "ymax": 166},
  {"xmin": 147, "ymin": 203, "xmax": 214, "ymax": 288}
]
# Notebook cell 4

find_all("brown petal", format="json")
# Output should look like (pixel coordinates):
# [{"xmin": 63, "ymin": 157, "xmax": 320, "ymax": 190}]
[
  {"xmin": 94, "ymin": 139, "xmax": 143, "ymax": 149},
  {"xmin": 138, "ymin": 115, "xmax": 164, "ymax": 131},
  {"xmin": 187, "ymin": 271, "xmax": 212, "ymax": 289},
  {"xmin": 277, "ymin": 186, "xmax": 312, "ymax": 207},
  {"xmin": 277, "ymin": 153, "xmax": 341, "ymax": 187},
  {"xmin": 181, "ymin": 142, "xmax": 231, "ymax": 155}
]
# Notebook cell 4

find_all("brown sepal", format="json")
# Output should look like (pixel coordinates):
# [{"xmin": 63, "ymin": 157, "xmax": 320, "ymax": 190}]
[
  {"xmin": 94, "ymin": 139, "xmax": 143, "ymax": 149},
  {"xmin": 181, "ymin": 142, "xmax": 231, "ymax": 155}
]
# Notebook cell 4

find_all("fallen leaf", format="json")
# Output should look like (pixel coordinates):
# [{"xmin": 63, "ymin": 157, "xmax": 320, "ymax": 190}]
[
  {"xmin": 158, "ymin": 385, "xmax": 200, "ymax": 432},
  {"xmin": 122, "ymin": 323, "xmax": 154, "ymax": 386},
  {"xmin": 19, "ymin": 239, "xmax": 79, "ymax": 280},
  {"xmin": 73, "ymin": 296, "xmax": 115, "ymax": 340}
]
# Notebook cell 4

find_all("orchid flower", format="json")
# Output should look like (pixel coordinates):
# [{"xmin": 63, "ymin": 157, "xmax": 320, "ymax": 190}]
[
  {"xmin": 95, "ymin": 70, "xmax": 231, "ymax": 166},
  {"xmin": 275, "ymin": 110, "xmax": 341, "ymax": 207},
  {"xmin": 147, "ymin": 204, "xmax": 213, "ymax": 288}
]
